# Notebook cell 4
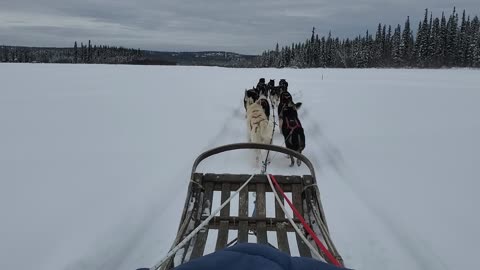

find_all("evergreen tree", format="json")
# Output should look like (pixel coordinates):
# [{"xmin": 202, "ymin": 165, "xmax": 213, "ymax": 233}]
[
  {"xmin": 374, "ymin": 23, "xmax": 383, "ymax": 66},
  {"xmin": 74, "ymin": 41, "xmax": 78, "ymax": 63},
  {"xmin": 88, "ymin": 40, "xmax": 92, "ymax": 63},
  {"xmin": 401, "ymin": 16, "xmax": 414, "ymax": 65},
  {"xmin": 392, "ymin": 24, "xmax": 402, "ymax": 66},
  {"xmin": 2, "ymin": 46, "xmax": 7, "ymax": 62},
  {"xmin": 447, "ymin": 7, "xmax": 459, "ymax": 65},
  {"xmin": 415, "ymin": 21, "xmax": 423, "ymax": 65},
  {"xmin": 431, "ymin": 17, "xmax": 441, "ymax": 67},
  {"xmin": 418, "ymin": 9, "xmax": 432, "ymax": 67},
  {"xmin": 326, "ymin": 31, "xmax": 333, "ymax": 67},
  {"xmin": 439, "ymin": 12, "xmax": 448, "ymax": 66},
  {"xmin": 470, "ymin": 16, "xmax": 480, "ymax": 67},
  {"xmin": 426, "ymin": 12, "xmax": 434, "ymax": 66},
  {"xmin": 381, "ymin": 24, "xmax": 387, "ymax": 62},
  {"xmin": 81, "ymin": 42, "xmax": 85, "ymax": 63},
  {"xmin": 385, "ymin": 25, "xmax": 392, "ymax": 65},
  {"xmin": 457, "ymin": 10, "xmax": 467, "ymax": 66}
]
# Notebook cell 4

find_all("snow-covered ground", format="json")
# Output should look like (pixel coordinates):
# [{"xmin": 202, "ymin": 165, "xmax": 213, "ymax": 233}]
[{"xmin": 1, "ymin": 64, "xmax": 479, "ymax": 270}]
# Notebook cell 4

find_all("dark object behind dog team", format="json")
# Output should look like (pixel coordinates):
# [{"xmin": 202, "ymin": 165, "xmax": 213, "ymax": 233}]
[{"xmin": 244, "ymin": 78, "xmax": 305, "ymax": 166}]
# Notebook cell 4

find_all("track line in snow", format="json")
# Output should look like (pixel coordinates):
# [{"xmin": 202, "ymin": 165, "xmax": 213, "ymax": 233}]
[
  {"xmin": 299, "ymin": 107, "xmax": 448, "ymax": 270},
  {"xmin": 301, "ymin": 106, "xmax": 346, "ymax": 176},
  {"xmin": 204, "ymin": 106, "xmax": 246, "ymax": 150},
  {"xmin": 336, "ymin": 168, "xmax": 449, "ymax": 270}
]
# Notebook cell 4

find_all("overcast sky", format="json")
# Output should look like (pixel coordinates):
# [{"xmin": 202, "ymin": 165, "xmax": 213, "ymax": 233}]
[{"xmin": 0, "ymin": 1, "xmax": 478, "ymax": 54}]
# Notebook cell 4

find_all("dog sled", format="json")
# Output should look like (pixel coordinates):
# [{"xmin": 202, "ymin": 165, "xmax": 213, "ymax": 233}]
[{"xmin": 152, "ymin": 143, "xmax": 344, "ymax": 270}]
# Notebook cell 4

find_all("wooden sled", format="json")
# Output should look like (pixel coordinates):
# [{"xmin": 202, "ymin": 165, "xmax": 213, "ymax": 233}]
[{"xmin": 160, "ymin": 143, "xmax": 344, "ymax": 269}]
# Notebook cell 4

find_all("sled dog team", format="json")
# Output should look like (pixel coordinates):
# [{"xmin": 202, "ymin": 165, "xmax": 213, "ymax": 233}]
[{"xmin": 244, "ymin": 78, "xmax": 305, "ymax": 167}]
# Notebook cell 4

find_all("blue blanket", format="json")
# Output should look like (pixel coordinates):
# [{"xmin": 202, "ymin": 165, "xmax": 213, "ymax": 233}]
[{"xmin": 173, "ymin": 243, "xmax": 348, "ymax": 270}]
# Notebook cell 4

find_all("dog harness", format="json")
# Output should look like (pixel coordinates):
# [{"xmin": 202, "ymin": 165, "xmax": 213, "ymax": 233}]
[{"xmin": 285, "ymin": 116, "xmax": 301, "ymax": 131}]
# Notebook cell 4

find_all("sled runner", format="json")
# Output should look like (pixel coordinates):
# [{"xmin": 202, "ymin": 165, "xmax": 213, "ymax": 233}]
[{"xmin": 157, "ymin": 143, "xmax": 344, "ymax": 269}]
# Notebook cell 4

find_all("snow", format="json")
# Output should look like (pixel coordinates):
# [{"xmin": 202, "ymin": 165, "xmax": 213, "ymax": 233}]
[{"xmin": 0, "ymin": 63, "xmax": 479, "ymax": 270}]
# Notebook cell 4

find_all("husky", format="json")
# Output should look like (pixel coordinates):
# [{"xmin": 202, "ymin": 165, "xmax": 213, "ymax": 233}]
[
  {"xmin": 244, "ymin": 88, "xmax": 259, "ymax": 112},
  {"xmin": 279, "ymin": 101, "xmax": 305, "ymax": 166},
  {"xmin": 246, "ymin": 99, "xmax": 273, "ymax": 163}
]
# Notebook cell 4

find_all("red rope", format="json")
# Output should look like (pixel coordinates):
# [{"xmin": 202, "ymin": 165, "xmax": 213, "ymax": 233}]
[{"xmin": 268, "ymin": 174, "xmax": 342, "ymax": 267}]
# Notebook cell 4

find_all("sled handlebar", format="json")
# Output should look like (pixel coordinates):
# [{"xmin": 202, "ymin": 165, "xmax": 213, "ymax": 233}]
[{"xmin": 191, "ymin": 143, "xmax": 316, "ymax": 180}]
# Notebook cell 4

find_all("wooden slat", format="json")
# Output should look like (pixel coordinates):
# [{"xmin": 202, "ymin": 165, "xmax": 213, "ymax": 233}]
[
  {"xmin": 255, "ymin": 183, "xmax": 268, "ymax": 244},
  {"xmin": 275, "ymin": 191, "xmax": 290, "ymax": 255},
  {"xmin": 212, "ymin": 182, "xmax": 294, "ymax": 192},
  {"xmin": 292, "ymin": 184, "xmax": 311, "ymax": 257},
  {"xmin": 238, "ymin": 186, "xmax": 249, "ymax": 243},
  {"xmin": 203, "ymin": 174, "xmax": 302, "ymax": 185},
  {"xmin": 215, "ymin": 183, "xmax": 230, "ymax": 251},
  {"xmin": 207, "ymin": 216, "xmax": 300, "ymax": 223},
  {"xmin": 208, "ymin": 220, "xmax": 299, "ymax": 231},
  {"xmin": 190, "ymin": 181, "xmax": 214, "ymax": 259}
]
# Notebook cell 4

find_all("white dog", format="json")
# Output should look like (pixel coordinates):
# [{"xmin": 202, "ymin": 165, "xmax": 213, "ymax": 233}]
[{"xmin": 246, "ymin": 99, "xmax": 272, "ymax": 163}]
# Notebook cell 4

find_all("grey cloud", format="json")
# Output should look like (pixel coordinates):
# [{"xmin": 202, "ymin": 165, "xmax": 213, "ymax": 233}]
[{"xmin": 0, "ymin": 0, "xmax": 479, "ymax": 54}]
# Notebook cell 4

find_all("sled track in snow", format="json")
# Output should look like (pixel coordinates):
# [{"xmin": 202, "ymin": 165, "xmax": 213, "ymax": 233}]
[
  {"xmin": 301, "ymin": 106, "xmax": 448, "ymax": 270},
  {"xmin": 205, "ymin": 106, "xmax": 246, "ymax": 149},
  {"xmin": 301, "ymin": 107, "xmax": 346, "ymax": 176}
]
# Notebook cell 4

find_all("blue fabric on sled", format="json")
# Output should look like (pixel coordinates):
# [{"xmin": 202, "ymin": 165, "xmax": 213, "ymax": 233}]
[{"xmin": 173, "ymin": 243, "xmax": 349, "ymax": 270}]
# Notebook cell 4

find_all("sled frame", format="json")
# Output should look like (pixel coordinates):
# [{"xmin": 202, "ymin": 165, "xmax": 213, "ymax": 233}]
[{"xmin": 161, "ymin": 143, "xmax": 343, "ymax": 269}]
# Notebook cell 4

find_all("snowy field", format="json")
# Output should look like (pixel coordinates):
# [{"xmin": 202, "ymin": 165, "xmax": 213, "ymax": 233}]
[{"xmin": 1, "ymin": 64, "xmax": 479, "ymax": 270}]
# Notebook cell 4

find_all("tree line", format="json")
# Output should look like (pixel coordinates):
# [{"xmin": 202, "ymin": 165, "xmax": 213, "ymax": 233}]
[
  {"xmin": 259, "ymin": 8, "xmax": 480, "ymax": 68},
  {"xmin": 1, "ymin": 40, "xmax": 146, "ymax": 64}
]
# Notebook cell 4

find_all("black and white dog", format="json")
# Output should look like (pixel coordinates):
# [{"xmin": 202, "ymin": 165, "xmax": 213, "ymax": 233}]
[
  {"xmin": 244, "ymin": 88, "xmax": 271, "ymax": 124},
  {"xmin": 267, "ymin": 79, "xmax": 275, "ymax": 94},
  {"xmin": 279, "ymin": 101, "xmax": 305, "ymax": 166},
  {"xmin": 269, "ymin": 79, "xmax": 288, "ymax": 108},
  {"xmin": 244, "ymin": 88, "xmax": 259, "ymax": 112},
  {"xmin": 258, "ymin": 96, "xmax": 270, "ymax": 120},
  {"xmin": 277, "ymin": 91, "xmax": 299, "ymax": 128}
]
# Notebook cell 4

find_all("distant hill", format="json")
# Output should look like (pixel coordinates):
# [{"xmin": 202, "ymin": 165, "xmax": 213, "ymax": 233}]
[{"xmin": 143, "ymin": 51, "xmax": 258, "ymax": 67}]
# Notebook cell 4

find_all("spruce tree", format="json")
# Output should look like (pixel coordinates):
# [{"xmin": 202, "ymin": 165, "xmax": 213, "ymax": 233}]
[
  {"xmin": 447, "ymin": 7, "xmax": 458, "ymax": 66},
  {"xmin": 74, "ymin": 41, "xmax": 78, "ymax": 63},
  {"xmin": 419, "ymin": 9, "xmax": 432, "ymax": 67},
  {"xmin": 2, "ymin": 46, "xmax": 6, "ymax": 62},
  {"xmin": 374, "ymin": 23, "xmax": 383, "ymax": 66},
  {"xmin": 88, "ymin": 40, "xmax": 92, "ymax": 63},
  {"xmin": 470, "ymin": 16, "xmax": 480, "ymax": 67},
  {"xmin": 80, "ymin": 42, "xmax": 85, "ymax": 63},
  {"xmin": 438, "ymin": 12, "xmax": 448, "ymax": 66},
  {"xmin": 313, "ymin": 34, "xmax": 321, "ymax": 67},
  {"xmin": 457, "ymin": 10, "xmax": 467, "ymax": 66},
  {"xmin": 392, "ymin": 24, "xmax": 402, "ymax": 66},
  {"xmin": 464, "ymin": 15, "xmax": 472, "ymax": 66},
  {"xmin": 401, "ymin": 16, "xmax": 414, "ymax": 65},
  {"xmin": 474, "ymin": 32, "xmax": 480, "ymax": 67},
  {"xmin": 427, "ymin": 12, "xmax": 434, "ymax": 65},
  {"xmin": 326, "ymin": 31, "xmax": 333, "ymax": 67},
  {"xmin": 364, "ymin": 30, "xmax": 374, "ymax": 67},
  {"xmin": 428, "ymin": 14, "xmax": 438, "ymax": 67},
  {"xmin": 386, "ymin": 25, "xmax": 392, "ymax": 64},
  {"xmin": 382, "ymin": 24, "xmax": 387, "ymax": 61},
  {"xmin": 415, "ymin": 21, "xmax": 423, "ymax": 65},
  {"xmin": 431, "ymin": 17, "xmax": 441, "ymax": 67}
]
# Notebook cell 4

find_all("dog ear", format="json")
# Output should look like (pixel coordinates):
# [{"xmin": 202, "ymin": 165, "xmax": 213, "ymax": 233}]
[{"xmin": 295, "ymin": 102, "xmax": 302, "ymax": 109}]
